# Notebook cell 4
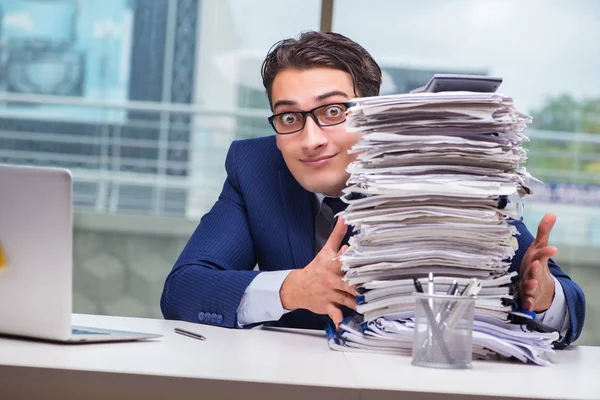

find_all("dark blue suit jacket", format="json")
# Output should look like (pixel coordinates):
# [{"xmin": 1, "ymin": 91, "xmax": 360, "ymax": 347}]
[{"xmin": 160, "ymin": 136, "xmax": 585, "ymax": 346}]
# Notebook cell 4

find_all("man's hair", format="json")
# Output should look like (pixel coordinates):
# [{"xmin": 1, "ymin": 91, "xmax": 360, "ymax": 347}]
[{"xmin": 261, "ymin": 31, "xmax": 382, "ymax": 107}]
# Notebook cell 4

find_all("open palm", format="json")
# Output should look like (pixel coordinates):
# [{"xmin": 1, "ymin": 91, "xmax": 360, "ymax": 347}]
[{"xmin": 519, "ymin": 213, "xmax": 558, "ymax": 312}]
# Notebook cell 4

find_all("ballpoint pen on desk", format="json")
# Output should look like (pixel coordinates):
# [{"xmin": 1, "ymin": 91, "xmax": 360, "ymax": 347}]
[{"xmin": 174, "ymin": 327, "xmax": 206, "ymax": 341}]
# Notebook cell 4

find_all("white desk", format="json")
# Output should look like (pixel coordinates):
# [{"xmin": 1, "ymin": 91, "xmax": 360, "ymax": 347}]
[
  {"xmin": 0, "ymin": 314, "xmax": 598, "ymax": 400},
  {"xmin": 344, "ymin": 347, "xmax": 600, "ymax": 400}
]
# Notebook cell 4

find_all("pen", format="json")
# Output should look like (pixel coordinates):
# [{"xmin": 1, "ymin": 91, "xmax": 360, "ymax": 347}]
[
  {"xmin": 428, "ymin": 272, "xmax": 434, "ymax": 295},
  {"xmin": 415, "ymin": 275, "xmax": 453, "ymax": 364},
  {"xmin": 447, "ymin": 279, "xmax": 459, "ymax": 296},
  {"xmin": 444, "ymin": 279, "xmax": 482, "ymax": 328},
  {"xmin": 413, "ymin": 278, "xmax": 424, "ymax": 293},
  {"xmin": 459, "ymin": 278, "xmax": 479, "ymax": 296},
  {"xmin": 436, "ymin": 279, "xmax": 459, "ymax": 323},
  {"xmin": 426, "ymin": 273, "xmax": 435, "ymax": 356},
  {"xmin": 174, "ymin": 327, "xmax": 206, "ymax": 341}
]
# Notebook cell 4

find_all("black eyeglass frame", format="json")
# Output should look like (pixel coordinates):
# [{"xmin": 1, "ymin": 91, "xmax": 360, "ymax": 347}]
[{"xmin": 267, "ymin": 102, "xmax": 354, "ymax": 135}]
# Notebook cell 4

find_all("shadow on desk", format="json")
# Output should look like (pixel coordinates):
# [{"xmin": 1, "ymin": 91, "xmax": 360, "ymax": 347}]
[{"xmin": 260, "ymin": 325, "xmax": 327, "ymax": 338}]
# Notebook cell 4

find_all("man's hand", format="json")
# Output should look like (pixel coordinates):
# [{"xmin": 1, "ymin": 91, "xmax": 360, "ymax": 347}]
[
  {"xmin": 520, "ymin": 213, "xmax": 558, "ymax": 312},
  {"xmin": 280, "ymin": 217, "xmax": 356, "ymax": 328}
]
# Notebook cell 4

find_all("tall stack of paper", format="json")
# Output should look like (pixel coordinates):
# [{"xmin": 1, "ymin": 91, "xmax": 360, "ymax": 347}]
[{"xmin": 327, "ymin": 92, "xmax": 559, "ymax": 366}]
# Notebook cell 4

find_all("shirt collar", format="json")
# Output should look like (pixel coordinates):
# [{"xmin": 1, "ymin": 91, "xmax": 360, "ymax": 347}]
[{"xmin": 315, "ymin": 193, "xmax": 326, "ymax": 208}]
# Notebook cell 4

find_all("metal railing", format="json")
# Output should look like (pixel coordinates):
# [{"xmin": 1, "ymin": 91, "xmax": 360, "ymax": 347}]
[
  {"xmin": 1, "ymin": 92, "xmax": 599, "ymax": 219},
  {"xmin": 0, "ymin": 92, "xmax": 271, "ymax": 218}
]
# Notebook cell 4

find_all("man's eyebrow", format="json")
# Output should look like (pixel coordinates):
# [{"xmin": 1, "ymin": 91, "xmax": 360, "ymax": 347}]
[
  {"xmin": 272, "ymin": 99, "xmax": 297, "ymax": 111},
  {"xmin": 272, "ymin": 91, "xmax": 350, "ymax": 112},
  {"xmin": 315, "ymin": 90, "xmax": 350, "ymax": 102}
]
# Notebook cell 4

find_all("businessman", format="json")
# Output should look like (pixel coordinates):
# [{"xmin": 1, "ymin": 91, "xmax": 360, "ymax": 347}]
[{"xmin": 161, "ymin": 31, "xmax": 585, "ymax": 346}]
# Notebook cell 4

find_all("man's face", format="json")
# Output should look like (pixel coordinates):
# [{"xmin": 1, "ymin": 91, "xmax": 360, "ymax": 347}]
[{"xmin": 272, "ymin": 67, "xmax": 362, "ymax": 196}]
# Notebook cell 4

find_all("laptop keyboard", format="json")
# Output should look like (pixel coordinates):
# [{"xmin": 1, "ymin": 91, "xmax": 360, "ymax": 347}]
[{"xmin": 72, "ymin": 328, "xmax": 110, "ymax": 335}]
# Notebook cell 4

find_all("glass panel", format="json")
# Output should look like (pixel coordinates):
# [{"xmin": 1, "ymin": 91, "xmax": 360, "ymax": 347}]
[
  {"xmin": 333, "ymin": 0, "xmax": 600, "ymax": 345},
  {"xmin": 0, "ymin": 0, "xmax": 320, "ymax": 319}
]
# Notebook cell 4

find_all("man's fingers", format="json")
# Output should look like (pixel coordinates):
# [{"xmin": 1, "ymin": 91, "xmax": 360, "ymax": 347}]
[
  {"xmin": 333, "ymin": 290, "xmax": 358, "ymax": 311},
  {"xmin": 519, "ymin": 276, "xmax": 536, "ymax": 311},
  {"xmin": 324, "ymin": 216, "xmax": 348, "ymax": 252},
  {"xmin": 520, "ymin": 275, "xmax": 540, "ymax": 311},
  {"xmin": 327, "ymin": 305, "xmax": 343, "ymax": 329},
  {"xmin": 337, "ymin": 245, "xmax": 349, "ymax": 256},
  {"xmin": 329, "ymin": 245, "xmax": 349, "ymax": 276},
  {"xmin": 521, "ymin": 296, "xmax": 535, "ymax": 311},
  {"xmin": 522, "ymin": 258, "xmax": 543, "ymax": 281},
  {"xmin": 528, "ymin": 259, "xmax": 542, "ymax": 281},
  {"xmin": 533, "ymin": 213, "xmax": 556, "ymax": 248},
  {"xmin": 532, "ymin": 246, "xmax": 557, "ymax": 266},
  {"xmin": 331, "ymin": 275, "xmax": 356, "ymax": 296},
  {"xmin": 521, "ymin": 278, "xmax": 538, "ymax": 294}
]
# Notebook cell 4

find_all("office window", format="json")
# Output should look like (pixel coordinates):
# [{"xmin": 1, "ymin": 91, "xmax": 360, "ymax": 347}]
[
  {"xmin": 0, "ymin": 0, "xmax": 320, "ymax": 319},
  {"xmin": 333, "ymin": 0, "xmax": 600, "ymax": 345},
  {"xmin": 2, "ymin": 0, "xmax": 597, "ymax": 347}
]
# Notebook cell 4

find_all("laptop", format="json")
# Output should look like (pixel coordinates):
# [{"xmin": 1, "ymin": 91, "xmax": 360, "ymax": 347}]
[{"xmin": 0, "ymin": 164, "xmax": 162, "ymax": 343}]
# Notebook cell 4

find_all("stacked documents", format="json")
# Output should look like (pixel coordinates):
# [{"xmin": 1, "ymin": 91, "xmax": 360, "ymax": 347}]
[
  {"xmin": 355, "ymin": 273, "xmax": 517, "ymax": 322},
  {"xmin": 327, "ymin": 91, "xmax": 559, "ymax": 366},
  {"xmin": 327, "ymin": 313, "xmax": 559, "ymax": 366}
]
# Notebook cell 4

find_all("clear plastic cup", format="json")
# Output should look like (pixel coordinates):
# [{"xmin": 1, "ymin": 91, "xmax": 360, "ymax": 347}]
[{"xmin": 412, "ymin": 292, "xmax": 476, "ymax": 369}]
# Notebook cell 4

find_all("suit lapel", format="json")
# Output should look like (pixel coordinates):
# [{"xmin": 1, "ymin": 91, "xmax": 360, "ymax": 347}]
[{"xmin": 279, "ymin": 169, "xmax": 315, "ymax": 269}]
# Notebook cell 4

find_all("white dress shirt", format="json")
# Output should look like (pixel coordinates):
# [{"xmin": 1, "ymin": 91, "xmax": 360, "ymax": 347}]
[{"xmin": 236, "ymin": 194, "xmax": 570, "ymax": 339}]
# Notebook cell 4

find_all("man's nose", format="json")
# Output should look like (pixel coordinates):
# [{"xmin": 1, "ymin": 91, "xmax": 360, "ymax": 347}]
[{"xmin": 301, "ymin": 115, "xmax": 328, "ymax": 151}]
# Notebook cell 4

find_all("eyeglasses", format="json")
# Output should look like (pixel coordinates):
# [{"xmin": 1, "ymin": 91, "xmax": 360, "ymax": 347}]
[{"xmin": 268, "ymin": 102, "xmax": 352, "ymax": 135}]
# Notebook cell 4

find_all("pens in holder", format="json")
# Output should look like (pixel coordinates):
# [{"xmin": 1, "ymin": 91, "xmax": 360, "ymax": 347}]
[
  {"xmin": 444, "ymin": 278, "xmax": 482, "ymax": 329},
  {"xmin": 447, "ymin": 280, "xmax": 459, "ymax": 296},
  {"xmin": 436, "ymin": 279, "xmax": 458, "ymax": 324},
  {"xmin": 413, "ymin": 277, "xmax": 424, "ymax": 293},
  {"xmin": 412, "ymin": 277, "xmax": 480, "ymax": 369},
  {"xmin": 427, "ymin": 272, "xmax": 434, "ymax": 295},
  {"xmin": 174, "ymin": 327, "xmax": 206, "ymax": 341},
  {"xmin": 427, "ymin": 273, "xmax": 435, "ymax": 330},
  {"xmin": 412, "ymin": 274, "xmax": 454, "ymax": 365},
  {"xmin": 416, "ymin": 293, "xmax": 454, "ymax": 364}
]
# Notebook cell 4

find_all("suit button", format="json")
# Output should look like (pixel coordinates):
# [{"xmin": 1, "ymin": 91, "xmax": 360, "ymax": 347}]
[
  {"xmin": 198, "ymin": 311, "xmax": 205, "ymax": 322},
  {"xmin": 211, "ymin": 313, "xmax": 218, "ymax": 323},
  {"xmin": 217, "ymin": 314, "xmax": 223, "ymax": 325}
]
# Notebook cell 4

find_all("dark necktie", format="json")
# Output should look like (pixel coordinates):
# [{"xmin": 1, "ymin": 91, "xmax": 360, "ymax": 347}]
[{"xmin": 323, "ymin": 197, "xmax": 354, "ymax": 248}]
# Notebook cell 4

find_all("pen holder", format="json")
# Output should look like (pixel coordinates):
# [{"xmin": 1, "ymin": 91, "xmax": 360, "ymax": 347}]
[{"xmin": 411, "ymin": 293, "xmax": 476, "ymax": 369}]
